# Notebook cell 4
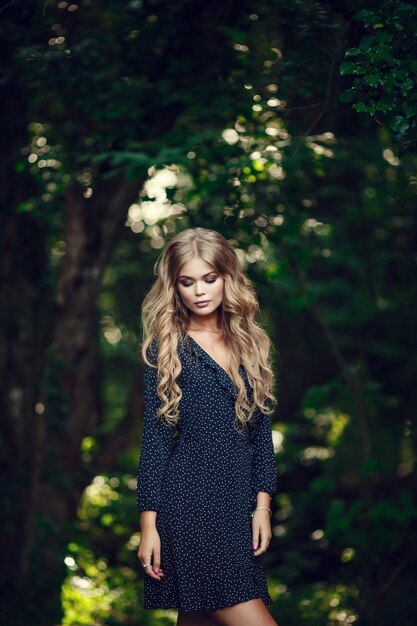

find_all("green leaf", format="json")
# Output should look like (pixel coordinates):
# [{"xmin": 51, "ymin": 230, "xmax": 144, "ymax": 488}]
[
  {"xmin": 339, "ymin": 61, "xmax": 356, "ymax": 76},
  {"xmin": 366, "ymin": 74, "xmax": 381, "ymax": 87},
  {"xmin": 353, "ymin": 102, "xmax": 370, "ymax": 113},
  {"xmin": 355, "ymin": 9, "xmax": 377, "ymax": 26},
  {"xmin": 389, "ymin": 115, "xmax": 409, "ymax": 133},
  {"xmin": 359, "ymin": 35, "xmax": 374, "ymax": 53},
  {"xmin": 344, "ymin": 47, "xmax": 361, "ymax": 58},
  {"xmin": 376, "ymin": 100, "xmax": 393, "ymax": 112},
  {"xmin": 338, "ymin": 88, "xmax": 358, "ymax": 103},
  {"xmin": 403, "ymin": 102, "xmax": 417, "ymax": 117}
]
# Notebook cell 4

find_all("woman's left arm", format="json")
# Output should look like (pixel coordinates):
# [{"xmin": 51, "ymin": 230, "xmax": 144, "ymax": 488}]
[
  {"xmin": 251, "ymin": 407, "xmax": 278, "ymax": 498},
  {"xmin": 250, "ymin": 407, "xmax": 278, "ymax": 556}
]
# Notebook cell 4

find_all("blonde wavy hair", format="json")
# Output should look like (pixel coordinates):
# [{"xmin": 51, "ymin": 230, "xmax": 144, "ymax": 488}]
[{"xmin": 140, "ymin": 227, "xmax": 277, "ymax": 432}]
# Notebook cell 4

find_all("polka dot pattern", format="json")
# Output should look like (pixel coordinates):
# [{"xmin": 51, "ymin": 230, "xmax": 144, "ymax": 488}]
[{"xmin": 136, "ymin": 335, "xmax": 278, "ymax": 613}]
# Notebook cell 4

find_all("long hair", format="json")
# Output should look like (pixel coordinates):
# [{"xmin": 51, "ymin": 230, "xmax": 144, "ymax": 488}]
[{"xmin": 140, "ymin": 227, "xmax": 277, "ymax": 431}]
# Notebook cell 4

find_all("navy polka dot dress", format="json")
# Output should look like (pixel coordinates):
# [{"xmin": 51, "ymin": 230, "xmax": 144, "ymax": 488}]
[{"xmin": 136, "ymin": 334, "xmax": 278, "ymax": 613}]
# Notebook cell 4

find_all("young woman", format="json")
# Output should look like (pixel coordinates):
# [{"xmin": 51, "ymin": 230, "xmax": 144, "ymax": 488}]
[{"xmin": 136, "ymin": 227, "xmax": 279, "ymax": 626}]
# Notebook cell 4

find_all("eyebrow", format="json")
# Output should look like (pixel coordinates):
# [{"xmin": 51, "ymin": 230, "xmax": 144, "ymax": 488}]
[{"xmin": 178, "ymin": 271, "xmax": 217, "ymax": 279}]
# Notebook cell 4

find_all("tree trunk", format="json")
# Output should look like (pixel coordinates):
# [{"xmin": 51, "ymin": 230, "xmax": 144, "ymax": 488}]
[{"xmin": 0, "ymin": 173, "xmax": 143, "ymax": 625}]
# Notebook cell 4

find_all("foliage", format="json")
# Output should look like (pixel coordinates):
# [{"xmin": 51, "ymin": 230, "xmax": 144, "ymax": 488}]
[
  {"xmin": 61, "ymin": 473, "xmax": 177, "ymax": 625},
  {"xmin": 74, "ymin": 57, "xmax": 417, "ymax": 626},
  {"xmin": 0, "ymin": 1, "xmax": 416, "ymax": 625},
  {"xmin": 339, "ymin": 1, "xmax": 417, "ymax": 154}
]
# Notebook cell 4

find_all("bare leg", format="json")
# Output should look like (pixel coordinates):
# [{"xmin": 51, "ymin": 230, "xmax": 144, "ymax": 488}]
[
  {"xmin": 209, "ymin": 598, "xmax": 279, "ymax": 626},
  {"xmin": 177, "ymin": 610, "xmax": 218, "ymax": 625}
]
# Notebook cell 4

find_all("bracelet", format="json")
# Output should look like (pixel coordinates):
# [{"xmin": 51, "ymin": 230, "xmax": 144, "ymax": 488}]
[{"xmin": 250, "ymin": 507, "xmax": 272, "ymax": 518}]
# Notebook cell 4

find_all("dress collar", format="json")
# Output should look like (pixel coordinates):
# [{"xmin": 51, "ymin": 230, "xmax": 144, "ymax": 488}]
[{"xmin": 180, "ymin": 334, "xmax": 248, "ymax": 402}]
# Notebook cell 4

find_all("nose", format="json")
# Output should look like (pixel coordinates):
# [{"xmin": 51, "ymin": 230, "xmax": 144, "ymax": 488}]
[{"xmin": 195, "ymin": 281, "xmax": 206, "ymax": 296}]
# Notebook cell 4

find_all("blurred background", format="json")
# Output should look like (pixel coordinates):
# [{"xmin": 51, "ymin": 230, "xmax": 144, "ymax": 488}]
[{"xmin": 1, "ymin": 1, "xmax": 416, "ymax": 625}]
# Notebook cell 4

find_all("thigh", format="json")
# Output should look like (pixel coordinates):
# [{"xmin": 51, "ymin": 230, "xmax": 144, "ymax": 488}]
[
  {"xmin": 177, "ymin": 610, "xmax": 218, "ymax": 626},
  {"xmin": 209, "ymin": 598, "xmax": 279, "ymax": 626}
]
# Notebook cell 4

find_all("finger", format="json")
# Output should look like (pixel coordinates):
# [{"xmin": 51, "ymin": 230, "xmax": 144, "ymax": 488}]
[
  {"xmin": 138, "ymin": 550, "xmax": 151, "ymax": 563},
  {"xmin": 141, "ymin": 554, "xmax": 162, "ymax": 581},
  {"xmin": 153, "ymin": 545, "xmax": 161, "ymax": 576},
  {"xmin": 147, "ymin": 567, "xmax": 165, "ymax": 578},
  {"xmin": 252, "ymin": 523, "xmax": 261, "ymax": 552},
  {"xmin": 253, "ymin": 536, "xmax": 263, "ymax": 556},
  {"xmin": 145, "ymin": 560, "xmax": 162, "ymax": 580},
  {"xmin": 254, "ymin": 532, "xmax": 271, "ymax": 556}
]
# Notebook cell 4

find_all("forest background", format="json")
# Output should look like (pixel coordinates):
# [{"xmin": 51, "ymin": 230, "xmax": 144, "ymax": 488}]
[{"xmin": 1, "ymin": 1, "xmax": 416, "ymax": 625}]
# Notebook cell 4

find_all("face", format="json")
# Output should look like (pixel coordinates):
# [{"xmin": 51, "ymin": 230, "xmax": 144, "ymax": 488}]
[{"xmin": 176, "ymin": 257, "xmax": 224, "ymax": 317}]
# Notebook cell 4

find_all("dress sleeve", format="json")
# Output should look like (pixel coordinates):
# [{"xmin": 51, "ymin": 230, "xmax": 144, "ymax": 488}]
[
  {"xmin": 136, "ymin": 339, "xmax": 176, "ymax": 513},
  {"xmin": 250, "ymin": 406, "xmax": 278, "ymax": 497}
]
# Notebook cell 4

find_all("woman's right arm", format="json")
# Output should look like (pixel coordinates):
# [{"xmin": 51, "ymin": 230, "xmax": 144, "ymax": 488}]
[
  {"xmin": 136, "ymin": 339, "xmax": 175, "ymax": 578},
  {"xmin": 136, "ymin": 340, "xmax": 176, "ymax": 512}
]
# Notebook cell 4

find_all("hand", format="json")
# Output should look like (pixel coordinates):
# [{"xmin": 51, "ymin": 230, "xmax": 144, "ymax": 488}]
[
  {"xmin": 252, "ymin": 509, "xmax": 272, "ymax": 557},
  {"xmin": 137, "ymin": 526, "xmax": 165, "ymax": 581}
]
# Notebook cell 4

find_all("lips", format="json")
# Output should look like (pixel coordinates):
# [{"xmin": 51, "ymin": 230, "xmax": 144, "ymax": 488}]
[{"xmin": 195, "ymin": 300, "xmax": 210, "ymax": 305}]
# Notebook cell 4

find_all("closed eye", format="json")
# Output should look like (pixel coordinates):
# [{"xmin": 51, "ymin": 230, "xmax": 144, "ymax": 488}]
[{"xmin": 180, "ymin": 277, "xmax": 218, "ymax": 287}]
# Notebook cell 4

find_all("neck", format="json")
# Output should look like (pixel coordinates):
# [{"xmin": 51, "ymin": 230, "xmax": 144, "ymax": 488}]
[{"xmin": 188, "ymin": 312, "xmax": 220, "ymax": 333}]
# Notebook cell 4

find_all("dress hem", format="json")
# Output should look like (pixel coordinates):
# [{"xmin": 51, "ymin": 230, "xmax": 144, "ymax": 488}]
[{"xmin": 143, "ymin": 593, "xmax": 273, "ymax": 613}]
